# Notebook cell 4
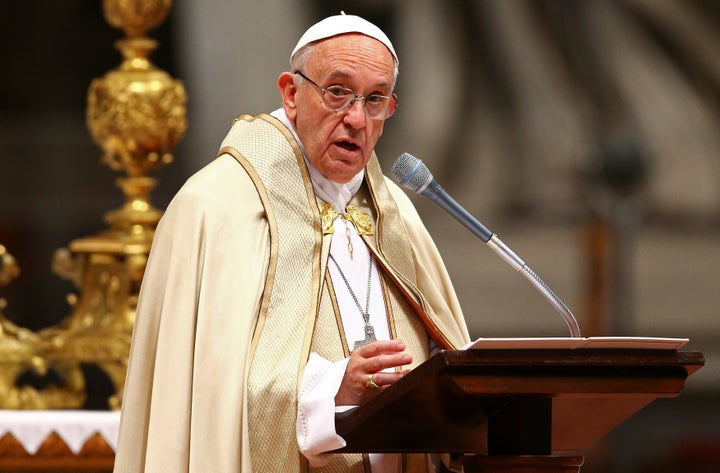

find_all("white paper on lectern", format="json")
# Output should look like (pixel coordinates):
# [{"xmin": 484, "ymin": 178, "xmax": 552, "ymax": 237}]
[{"xmin": 463, "ymin": 336, "xmax": 689, "ymax": 351}]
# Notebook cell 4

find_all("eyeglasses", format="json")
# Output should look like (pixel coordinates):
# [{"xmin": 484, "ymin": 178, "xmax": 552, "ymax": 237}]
[{"xmin": 294, "ymin": 71, "xmax": 398, "ymax": 120}]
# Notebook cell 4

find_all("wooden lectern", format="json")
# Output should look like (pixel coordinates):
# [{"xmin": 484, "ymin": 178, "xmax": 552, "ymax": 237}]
[{"xmin": 335, "ymin": 344, "xmax": 704, "ymax": 472}]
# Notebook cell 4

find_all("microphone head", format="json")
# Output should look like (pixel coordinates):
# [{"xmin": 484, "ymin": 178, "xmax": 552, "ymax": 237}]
[{"xmin": 391, "ymin": 152, "xmax": 433, "ymax": 193}]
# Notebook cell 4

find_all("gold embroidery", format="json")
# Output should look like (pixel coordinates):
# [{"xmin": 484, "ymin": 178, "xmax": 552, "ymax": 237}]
[
  {"xmin": 319, "ymin": 203, "xmax": 374, "ymax": 236},
  {"xmin": 344, "ymin": 204, "xmax": 373, "ymax": 236},
  {"xmin": 320, "ymin": 202, "xmax": 339, "ymax": 235},
  {"xmin": 320, "ymin": 202, "xmax": 373, "ymax": 259}
]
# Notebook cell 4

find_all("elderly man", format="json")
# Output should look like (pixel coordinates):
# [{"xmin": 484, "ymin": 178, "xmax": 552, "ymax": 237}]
[{"xmin": 113, "ymin": 13, "xmax": 469, "ymax": 473}]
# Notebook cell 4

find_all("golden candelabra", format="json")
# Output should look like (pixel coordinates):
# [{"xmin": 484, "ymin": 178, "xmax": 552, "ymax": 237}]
[{"xmin": 0, "ymin": 0, "xmax": 186, "ymax": 410}]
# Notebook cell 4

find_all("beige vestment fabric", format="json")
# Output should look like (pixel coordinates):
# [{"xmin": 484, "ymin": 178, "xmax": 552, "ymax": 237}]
[{"xmin": 113, "ymin": 114, "xmax": 470, "ymax": 473}]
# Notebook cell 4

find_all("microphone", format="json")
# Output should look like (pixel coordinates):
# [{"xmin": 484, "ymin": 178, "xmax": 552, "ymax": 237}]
[{"xmin": 391, "ymin": 152, "xmax": 581, "ymax": 338}]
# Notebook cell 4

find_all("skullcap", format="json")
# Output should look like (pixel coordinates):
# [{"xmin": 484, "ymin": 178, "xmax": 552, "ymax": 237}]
[{"xmin": 290, "ymin": 12, "xmax": 398, "ymax": 64}]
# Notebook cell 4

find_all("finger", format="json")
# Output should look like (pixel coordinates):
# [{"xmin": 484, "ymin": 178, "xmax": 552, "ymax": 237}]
[
  {"xmin": 371, "ymin": 369, "xmax": 410, "ymax": 387},
  {"xmin": 345, "ymin": 350, "xmax": 409, "ymax": 377},
  {"xmin": 356, "ymin": 339, "xmax": 407, "ymax": 357},
  {"xmin": 364, "ymin": 352, "xmax": 413, "ymax": 373},
  {"xmin": 348, "ymin": 340, "xmax": 413, "ymax": 374}
]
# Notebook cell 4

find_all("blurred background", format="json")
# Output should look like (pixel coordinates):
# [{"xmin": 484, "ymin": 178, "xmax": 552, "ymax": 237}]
[{"xmin": 0, "ymin": 1, "xmax": 718, "ymax": 472}]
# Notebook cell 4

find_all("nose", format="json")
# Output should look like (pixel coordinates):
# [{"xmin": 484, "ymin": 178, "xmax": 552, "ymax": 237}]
[{"xmin": 343, "ymin": 97, "xmax": 367, "ymax": 129}]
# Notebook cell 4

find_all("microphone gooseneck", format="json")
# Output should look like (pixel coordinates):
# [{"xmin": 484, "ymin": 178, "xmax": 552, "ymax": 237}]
[{"xmin": 391, "ymin": 152, "xmax": 581, "ymax": 338}]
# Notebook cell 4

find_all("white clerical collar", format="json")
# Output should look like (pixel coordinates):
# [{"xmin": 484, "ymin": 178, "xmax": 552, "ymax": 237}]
[{"xmin": 270, "ymin": 108, "xmax": 364, "ymax": 212}]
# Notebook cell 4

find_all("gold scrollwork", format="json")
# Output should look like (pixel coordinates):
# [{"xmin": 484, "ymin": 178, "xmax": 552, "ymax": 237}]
[
  {"xmin": 0, "ymin": 246, "xmax": 86, "ymax": 409},
  {"xmin": 1, "ymin": 0, "xmax": 185, "ymax": 410}
]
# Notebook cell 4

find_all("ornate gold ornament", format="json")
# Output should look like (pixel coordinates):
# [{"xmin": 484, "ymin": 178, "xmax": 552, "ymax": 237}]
[
  {"xmin": 344, "ymin": 205, "xmax": 373, "ymax": 236},
  {"xmin": 0, "ymin": 246, "xmax": 86, "ymax": 409},
  {"xmin": 0, "ymin": 0, "xmax": 186, "ymax": 409},
  {"xmin": 320, "ymin": 203, "xmax": 339, "ymax": 234},
  {"xmin": 319, "ymin": 203, "xmax": 374, "ymax": 236},
  {"xmin": 319, "ymin": 203, "xmax": 373, "ymax": 261}
]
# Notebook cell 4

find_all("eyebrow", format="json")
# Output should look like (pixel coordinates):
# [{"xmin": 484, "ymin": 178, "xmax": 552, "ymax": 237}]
[{"xmin": 324, "ymin": 70, "xmax": 392, "ymax": 91}]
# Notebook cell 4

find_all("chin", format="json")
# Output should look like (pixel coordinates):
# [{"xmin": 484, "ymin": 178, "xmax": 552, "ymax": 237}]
[{"xmin": 324, "ymin": 163, "xmax": 363, "ymax": 183}]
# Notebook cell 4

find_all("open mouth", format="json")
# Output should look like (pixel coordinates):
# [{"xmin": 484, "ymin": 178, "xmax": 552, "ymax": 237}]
[{"xmin": 336, "ymin": 140, "xmax": 359, "ymax": 152}]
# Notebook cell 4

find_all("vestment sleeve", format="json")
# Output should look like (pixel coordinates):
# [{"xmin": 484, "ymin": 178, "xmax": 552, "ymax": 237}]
[{"xmin": 296, "ymin": 353, "xmax": 349, "ymax": 466}]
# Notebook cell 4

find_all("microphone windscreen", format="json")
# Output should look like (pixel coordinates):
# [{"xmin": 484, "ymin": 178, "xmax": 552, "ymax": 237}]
[{"xmin": 391, "ymin": 153, "xmax": 433, "ymax": 193}]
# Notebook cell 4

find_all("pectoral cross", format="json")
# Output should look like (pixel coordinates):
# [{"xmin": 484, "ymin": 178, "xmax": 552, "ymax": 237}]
[{"xmin": 352, "ymin": 324, "xmax": 377, "ymax": 351}]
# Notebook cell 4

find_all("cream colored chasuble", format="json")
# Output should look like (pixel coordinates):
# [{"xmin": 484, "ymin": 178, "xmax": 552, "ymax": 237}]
[
  {"xmin": 271, "ymin": 108, "xmax": 392, "ymax": 353},
  {"xmin": 221, "ymin": 114, "xmax": 437, "ymax": 472},
  {"xmin": 113, "ymin": 113, "xmax": 469, "ymax": 473}
]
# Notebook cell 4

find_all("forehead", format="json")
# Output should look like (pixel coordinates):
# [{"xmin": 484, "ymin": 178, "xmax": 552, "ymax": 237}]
[{"xmin": 307, "ymin": 34, "xmax": 395, "ymax": 85}]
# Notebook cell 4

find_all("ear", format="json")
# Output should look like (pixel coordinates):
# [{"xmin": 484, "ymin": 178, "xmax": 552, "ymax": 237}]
[{"xmin": 277, "ymin": 72, "xmax": 298, "ymax": 121}]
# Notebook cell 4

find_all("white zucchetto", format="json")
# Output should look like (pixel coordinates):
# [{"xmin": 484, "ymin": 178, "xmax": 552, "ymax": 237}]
[{"xmin": 291, "ymin": 11, "xmax": 398, "ymax": 65}]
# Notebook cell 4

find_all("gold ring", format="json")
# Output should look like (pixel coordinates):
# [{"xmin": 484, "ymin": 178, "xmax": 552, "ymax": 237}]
[{"xmin": 365, "ymin": 374, "xmax": 381, "ymax": 390}]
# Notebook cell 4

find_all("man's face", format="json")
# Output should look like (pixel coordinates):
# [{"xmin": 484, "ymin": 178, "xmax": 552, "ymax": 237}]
[{"xmin": 280, "ymin": 34, "xmax": 396, "ymax": 183}]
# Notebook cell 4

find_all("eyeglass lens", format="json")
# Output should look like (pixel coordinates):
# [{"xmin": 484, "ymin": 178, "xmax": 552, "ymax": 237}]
[
  {"xmin": 323, "ymin": 87, "xmax": 394, "ymax": 119},
  {"xmin": 296, "ymin": 72, "xmax": 396, "ymax": 119}
]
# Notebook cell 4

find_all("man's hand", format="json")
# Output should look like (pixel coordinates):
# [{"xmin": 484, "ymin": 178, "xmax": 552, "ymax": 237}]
[{"xmin": 334, "ymin": 339, "xmax": 413, "ymax": 406}]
